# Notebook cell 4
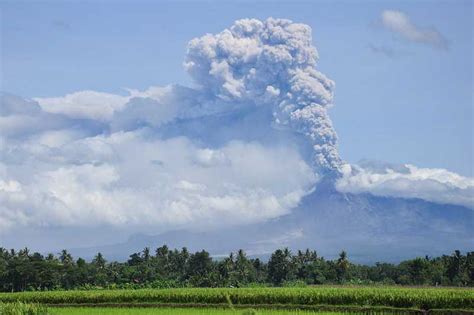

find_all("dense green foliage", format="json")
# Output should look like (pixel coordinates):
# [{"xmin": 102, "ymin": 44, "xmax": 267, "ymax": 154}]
[
  {"xmin": 0, "ymin": 287, "xmax": 473, "ymax": 310},
  {"xmin": 0, "ymin": 246, "xmax": 473, "ymax": 292}
]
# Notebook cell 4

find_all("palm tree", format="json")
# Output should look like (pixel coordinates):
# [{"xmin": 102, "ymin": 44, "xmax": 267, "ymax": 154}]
[{"xmin": 336, "ymin": 250, "xmax": 349, "ymax": 283}]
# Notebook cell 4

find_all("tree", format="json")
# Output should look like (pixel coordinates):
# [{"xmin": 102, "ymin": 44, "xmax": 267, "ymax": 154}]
[
  {"xmin": 336, "ymin": 251, "xmax": 349, "ymax": 283},
  {"xmin": 293, "ymin": 249, "xmax": 317, "ymax": 282},
  {"xmin": 401, "ymin": 257, "xmax": 430, "ymax": 285},
  {"xmin": 252, "ymin": 258, "xmax": 266, "ymax": 283},
  {"xmin": 92, "ymin": 252, "xmax": 108, "ymax": 287},
  {"xmin": 187, "ymin": 250, "xmax": 214, "ymax": 287},
  {"xmin": 142, "ymin": 247, "xmax": 151, "ymax": 262},
  {"xmin": 168, "ymin": 248, "xmax": 189, "ymax": 282},
  {"xmin": 234, "ymin": 249, "xmax": 255, "ymax": 286},
  {"xmin": 465, "ymin": 252, "xmax": 474, "ymax": 286},
  {"xmin": 155, "ymin": 245, "xmax": 170, "ymax": 277},
  {"xmin": 59, "ymin": 250, "xmax": 76, "ymax": 289},
  {"xmin": 446, "ymin": 250, "xmax": 463, "ymax": 285},
  {"xmin": 128, "ymin": 252, "xmax": 143, "ymax": 266},
  {"xmin": 0, "ymin": 245, "xmax": 471, "ymax": 291},
  {"xmin": 59, "ymin": 250, "xmax": 73, "ymax": 266},
  {"xmin": 75, "ymin": 258, "xmax": 90, "ymax": 287},
  {"xmin": 217, "ymin": 253, "xmax": 235, "ymax": 286},
  {"xmin": 267, "ymin": 248, "xmax": 293, "ymax": 285}
]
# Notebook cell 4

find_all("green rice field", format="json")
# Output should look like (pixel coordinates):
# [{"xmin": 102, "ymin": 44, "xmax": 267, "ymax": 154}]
[
  {"xmin": 48, "ymin": 307, "xmax": 366, "ymax": 315},
  {"xmin": 1, "ymin": 287, "xmax": 473, "ymax": 314}
]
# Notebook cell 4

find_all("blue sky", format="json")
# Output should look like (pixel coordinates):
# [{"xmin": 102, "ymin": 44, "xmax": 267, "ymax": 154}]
[{"xmin": 1, "ymin": 0, "xmax": 472, "ymax": 178}]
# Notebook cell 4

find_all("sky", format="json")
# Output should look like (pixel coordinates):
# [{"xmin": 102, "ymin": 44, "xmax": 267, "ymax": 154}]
[
  {"xmin": 0, "ymin": 1, "xmax": 473, "ymax": 252},
  {"xmin": 1, "ymin": 0, "xmax": 472, "ymax": 176}
]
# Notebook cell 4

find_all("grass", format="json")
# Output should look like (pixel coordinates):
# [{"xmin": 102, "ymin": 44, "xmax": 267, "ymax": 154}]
[
  {"xmin": 0, "ymin": 286, "xmax": 472, "ymax": 312},
  {"xmin": 48, "ymin": 307, "xmax": 359, "ymax": 315},
  {"xmin": 0, "ymin": 302, "xmax": 48, "ymax": 315},
  {"xmin": 45, "ymin": 307, "xmax": 474, "ymax": 315}
]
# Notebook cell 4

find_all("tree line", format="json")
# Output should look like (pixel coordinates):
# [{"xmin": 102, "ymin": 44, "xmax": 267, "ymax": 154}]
[{"xmin": 0, "ymin": 246, "xmax": 472, "ymax": 292}]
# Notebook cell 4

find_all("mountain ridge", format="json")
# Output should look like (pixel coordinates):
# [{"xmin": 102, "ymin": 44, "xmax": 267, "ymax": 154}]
[{"xmin": 70, "ymin": 178, "xmax": 473, "ymax": 264}]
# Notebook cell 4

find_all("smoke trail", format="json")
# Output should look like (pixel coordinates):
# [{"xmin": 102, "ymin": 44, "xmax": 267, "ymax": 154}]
[{"xmin": 184, "ymin": 18, "xmax": 342, "ymax": 174}]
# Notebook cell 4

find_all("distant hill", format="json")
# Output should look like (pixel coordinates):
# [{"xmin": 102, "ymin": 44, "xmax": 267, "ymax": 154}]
[{"xmin": 71, "ymin": 177, "xmax": 473, "ymax": 263}]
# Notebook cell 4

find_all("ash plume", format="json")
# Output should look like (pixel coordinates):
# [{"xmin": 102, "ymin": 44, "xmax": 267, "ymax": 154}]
[{"xmin": 184, "ymin": 18, "xmax": 342, "ymax": 174}]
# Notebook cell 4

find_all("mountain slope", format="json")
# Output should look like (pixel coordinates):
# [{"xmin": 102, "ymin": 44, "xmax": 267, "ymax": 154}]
[{"xmin": 71, "ymin": 178, "xmax": 473, "ymax": 263}]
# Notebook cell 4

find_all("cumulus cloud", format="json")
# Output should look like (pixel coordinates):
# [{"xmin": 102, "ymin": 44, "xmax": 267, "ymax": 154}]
[
  {"xmin": 34, "ymin": 90, "xmax": 131, "ymax": 121},
  {"xmin": 0, "ymin": 94, "xmax": 73, "ymax": 138},
  {"xmin": 0, "ymin": 129, "xmax": 315, "ymax": 231},
  {"xmin": 336, "ymin": 161, "xmax": 474, "ymax": 208},
  {"xmin": 380, "ymin": 10, "xmax": 449, "ymax": 49}
]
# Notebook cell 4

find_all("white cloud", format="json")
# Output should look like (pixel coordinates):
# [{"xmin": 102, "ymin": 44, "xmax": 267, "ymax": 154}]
[
  {"xmin": 34, "ymin": 129, "xmax": 87, "ymax": 148},
  {"xmin": 34, "ymin": 90, "xmax": 131, "ymax": 121},
  {"xmin": 380, "ymin": 10, "xmax": 449, "ymax": 49},
  {"xmin": 193, "ymin": 148, "xmax": 230, "ymax": 167},
  {"xmin": 336, "ymin": 162, "xmax": 473, "ymax": 208},
  {"xmin": 0, "ymin": 127, "xmax": 316, "ymax": 231},
  {"xmin": 0, "ymin": 94, "xmax": 70, "ymax": 137}
]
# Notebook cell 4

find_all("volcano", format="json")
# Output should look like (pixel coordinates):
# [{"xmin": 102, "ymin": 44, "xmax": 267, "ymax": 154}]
[
  {"xmin": 71, "ymin": 175, "xmax": 473, "ymax": 263},
  {"xmin": 1, "ymin": 18, "xmax": 472, "ymax": 261}
]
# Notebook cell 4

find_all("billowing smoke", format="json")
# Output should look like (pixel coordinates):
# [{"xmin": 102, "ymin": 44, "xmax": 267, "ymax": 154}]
[{"xmin": 184, "ymin": 18, "xmax": 342, "ymax": 174}]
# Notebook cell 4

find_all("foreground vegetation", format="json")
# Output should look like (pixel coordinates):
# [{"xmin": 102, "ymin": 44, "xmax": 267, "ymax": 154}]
[
  {"xmin": 3, "ymin": 304, "xmax": 427, "ymax": 315},
  {"xmin": 48, "ymin": 307, "xmax": 384, "ymax": 315},
  {"xmin": 0, "ymin": 287, "xmax": 473, "ymax": 311},
  {"xmin": 1, "ymin": 246, "xmax": 473, "ymax": 292},
  {"xmin": 0, "ymin": 302, "xmax": 48, "ymax": 315},
  {"xmin": 2, "ymin": 247, "xmax": 472, "ymax": 314}
]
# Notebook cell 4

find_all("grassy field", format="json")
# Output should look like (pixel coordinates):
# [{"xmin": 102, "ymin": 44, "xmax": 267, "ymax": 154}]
[
  {"xmin": 48, "ymin": 307, "xmax": 367, "ymax": 315},
  {"xmin": 1, "ymin": 286, "xmax": 473, "ymax": 311}
]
